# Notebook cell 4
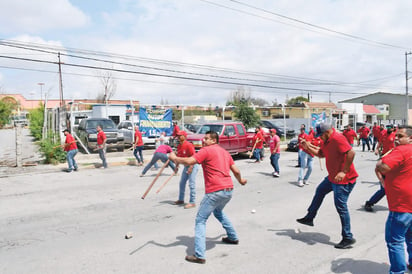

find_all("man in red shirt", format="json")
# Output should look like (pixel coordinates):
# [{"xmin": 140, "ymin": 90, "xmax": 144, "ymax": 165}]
[
  {"xmin": 169, "ymin": 131, "xmax": 247, "ymax": 264},
  {"xmin": 269, "ymin": 129, "xmax": 281, "ymax": 177},
  {"xmin": 171, "ymin": 121, "xmax": 180, "ymax": 148},
  {"xmin": 62, "ymin": 129, "xmax": 78, "ymax": 173},
  {"xmin": 375, "ymin": 126, "xmax": 412, "ymax": 273},
  {"xmin": 358, "ymin": 125, "xmax": 371, "ymax": 151},
  {"xmin": 252, "ymin": 127, "xmax": 264, "ymax": 163},
  {"xmin": 133, "ymin": 125, "xmax": 144, "ymax": 166},
  {"xmin": 297, "ymin": 127, "xmax": 314, "ymax": 187},
  {"xmin": 371, "ymin": 122, "xmax": 381, "ymax": 151},
  {"xmin": 95, "ymin": 125, "xmax": 107, "ymax": 169},
  {"xmin": 174, "ymin": 131, "xmax": 199, "ymax": 209},
  {"xmin": 297, "ymin": 123, "xmax": 358, "ymax": 249},
  {"xmin": 375, "ymin": 125, "xmax": 396, "ymax": 156},
  {"xmin": 343, "ymin": 125, "xmax": 358, "ymax": 147}
]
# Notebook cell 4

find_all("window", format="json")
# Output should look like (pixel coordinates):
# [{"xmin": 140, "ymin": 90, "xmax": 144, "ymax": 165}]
[
  {"xmin": 224, "ymin": 125, "xmax": 236, "ymax": 136},
  {"xmin": 261, "ymin": 110, "xmax": 270, "ymax": 117},
  {"xmin": 236, "ymin": 124, "xmax": 245, "ymax": 136}
]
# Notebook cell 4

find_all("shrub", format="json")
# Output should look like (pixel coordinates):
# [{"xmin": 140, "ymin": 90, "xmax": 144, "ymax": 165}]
[{"xmin": 39, "ymin": 138, "xmax": 66, "ymax": 165}]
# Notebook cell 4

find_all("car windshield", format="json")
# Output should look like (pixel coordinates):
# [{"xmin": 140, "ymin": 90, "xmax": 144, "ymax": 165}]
[
  {"xmin": 86, "ymin": 120, "xmax": 116, "ymax": 129},
  {"xmin": 198, "ymin": 124, "xmax": 223, "ymax": 135}
]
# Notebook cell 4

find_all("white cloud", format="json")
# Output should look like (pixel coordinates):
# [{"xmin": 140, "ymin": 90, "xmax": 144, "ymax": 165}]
[{"xmin": 0, "ymin": 0, "xmax": 89, "ymax": 34}]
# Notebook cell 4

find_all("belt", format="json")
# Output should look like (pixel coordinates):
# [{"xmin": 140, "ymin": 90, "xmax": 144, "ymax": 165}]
[{"xmin": 222, "ymin": 188, "xmax": 233, "ymax": 191}]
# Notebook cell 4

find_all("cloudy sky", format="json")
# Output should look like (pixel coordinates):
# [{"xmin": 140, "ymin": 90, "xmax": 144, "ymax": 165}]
[{"xmin": 0, "ymin": 0, "xmax": 411, "ymax": 107}]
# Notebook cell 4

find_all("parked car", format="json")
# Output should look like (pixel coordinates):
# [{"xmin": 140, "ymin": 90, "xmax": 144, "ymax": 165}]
[
  {"xmin": 286, "ymin": 137, "xmax": 299, "ymax": 152},
  {"xmin": 117, "ymin": 120, "xmax": 138, "ymax": 147},
  {"xmin": 260, "ymin": 120, "xmax": 296, "ymax": 138},
  {"xmin": 76, "ymin": 118, "xmax": 124, "ymax": 152},
  {"xmin": 184, "ymin": 123, "xmax": 202, "ymax": 133}
]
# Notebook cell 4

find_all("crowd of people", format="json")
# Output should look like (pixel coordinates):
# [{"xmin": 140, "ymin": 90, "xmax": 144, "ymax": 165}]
[{"xmin": 59, "ymin": 121, "xmax": 412, "ymax": 272}]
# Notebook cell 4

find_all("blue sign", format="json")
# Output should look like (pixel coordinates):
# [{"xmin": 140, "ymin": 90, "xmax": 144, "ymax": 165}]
[
  {"xmin": 139, "ymin": 107, "xmax": 173, "ymax": 137},
  {"xmin": 311, "ymin": 111, "xmax": 326, "ymax": 128}
]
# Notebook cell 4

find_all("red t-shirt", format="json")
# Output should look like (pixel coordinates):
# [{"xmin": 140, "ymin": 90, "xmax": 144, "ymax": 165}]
[
  {"xmin": 382, "ymin": 144, "xmax": 412, "ymax": 212},
  {"xmin": 269, "ymin": 134, "xmax": 281, "ymax": 154},
  {"xmin": 298, "ymin": 132, "xmax": 311, "ymax": 150},
  {"xmin": 134, "ymin": 129, "xmax": 144, "ymax": 146},
  {"xmin": 343, "ymin": 129, "xmax": 357, "ymax": 145},
  {"xmin": 358, "ymin": 127, "xmax": 370, "ymax": 139},
  {"xmin": 382, "ymin": 131, "xmax": 396, "ymax": 155},
  {"xmin": 64, "ymin": 133, "xmax": 78, "ymax": 151},
  {"xmin": 155, "ymin": 144, "xmax": 173, "ymax": 154},
  {"xmin": 177, "ymin": 140, "xmax": 195, "ymax": 157},
  {"xmin": 253, "ymin": 132, "xmax": 264, "ymax": 149},
  {"xmin": 379, "ymin": 129, "xmax": 387, "ymax": 142},
  {"xmin": 319, "ymin": 129, "xmax": 358, "ymax": 184},
  {"xmin": 172, "ymin": 125, "xmax": 180, "ymax": 137},
  {"xmin": 372, "ymin": 126, "xmax": 380, "ymax": 138},
  {"xmin": 193, "ymin": 144, "xmax": 234, "ymax": 194},
  {"xmin": 97, "ymin": 131, "xmax": 106, "ymax": 145}
]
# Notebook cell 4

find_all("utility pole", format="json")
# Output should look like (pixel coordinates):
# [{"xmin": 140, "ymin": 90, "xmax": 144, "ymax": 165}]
[
  {"xmin": 37, "ymin": 83, "xmax": 44, "ymax": 103},
  {"xmin": 58, "ymin": 52, "xmax": 64, "ymax": 107},
  {"xmin": 405, "ymin": 51, "xmax": 412, "ymax": 125}
]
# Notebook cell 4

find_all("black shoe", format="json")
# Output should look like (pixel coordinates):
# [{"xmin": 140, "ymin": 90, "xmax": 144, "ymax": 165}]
[
  {"xmin": 364, "ymin": 202, "xmax": 373, "ymax": 212},
  {"xmin": 295, "ymin": 165, "xmax": 301, "ymax": 168},
  {"xmin": 408, "ymin": 264, "xmax": 412, "ymax": 271},
  {"xmin": 334, "ymin": 238, "xmax": 356, "ymax": 249},
  {"xmin": 185, "ymin": 255, "xmax": 206, "ymax": 264},
  {"xmin": 222, "ymin": 237, "xmax": 239, "ymax": 245},
  {"xmin": 296, "ymin": 217, "xmax": 314, "ymax": 226}
]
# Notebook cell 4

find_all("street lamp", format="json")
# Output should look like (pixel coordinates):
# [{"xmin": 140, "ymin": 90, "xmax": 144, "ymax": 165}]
[{"xmin": 38, "ymin": 83, "xmax": 44, "ymax": 104}]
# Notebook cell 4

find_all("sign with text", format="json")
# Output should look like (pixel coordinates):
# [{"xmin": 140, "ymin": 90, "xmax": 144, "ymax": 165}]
[{"xmin": 139, "ymin": 107, "xmax": 173, "ymax": 137}]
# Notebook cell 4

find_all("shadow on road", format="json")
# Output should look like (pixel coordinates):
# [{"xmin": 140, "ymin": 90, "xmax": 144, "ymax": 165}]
[
  {"xmin": 129, "ymin": 234, "xmax": 224, "ymax": 256},
  {"xmin": 330, "ymin": 257, "xmax": 388, "ymax": 274},
  {"xmin": 269, "ymin": 228, "xmax": 335, "ymax": 246}
]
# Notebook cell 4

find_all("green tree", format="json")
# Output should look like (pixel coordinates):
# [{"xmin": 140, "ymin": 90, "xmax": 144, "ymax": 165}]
[
  {"xmin": 0, "ymin": 100, "xmax": 13, "ymax": 127},
  {"xmin": 29, "ymin": 105, "xmax": 44, "ymax": 140},
  {"xmin": 287, "ymin": 96, "xmax": 309, "ymax": 106},
  {"xmin": 233, "ymin": 99, "xmax": 260, "ymax": 129}
]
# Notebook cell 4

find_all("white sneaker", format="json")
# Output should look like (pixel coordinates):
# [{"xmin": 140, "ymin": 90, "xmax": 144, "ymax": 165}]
[
  {"xmin": 303, "ymin": 180, "xmax": 309, "ymax": 185},
  {"xmin": 273, "ymin": 172, "xmax": 280, "ymax": 177},
  {"xmin": 298, "ymin": 180, "xmax": 304, "ymax": 187}
]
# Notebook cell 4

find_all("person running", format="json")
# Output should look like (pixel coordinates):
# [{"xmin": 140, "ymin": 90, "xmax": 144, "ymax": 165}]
[
  {"xmin": 297, "ymin": 127, "xmax": 314, "ymax": 187},
  {"xmin": 375, "ymin": 126, "xmax": 412, "ymax": 273},
  {"xmin": 358, "ymin": 125, "xmax": 371, "ymax": 151},
  {"xmin": 252, "ymin": 127, "xmax": 264, "ymax": 163},
  {"xmin": 371, "ymin": 122, "xmax": 381, "ymax": 151},
  {"xmin": 296, "ymin": 123, "xmax": 358, "ymax": 249},
  {"xmin": 95, "ymin": 125, "xmax": 107, "ymax": 169},
  {"xmin": 169, "ymin": 131, "xmax": 247, "ymax": 264},
  {"xmin": 140, "ymin": 144, "xmax": 176, "ymax": 177},
  {"xmin": 133, "ymin": 125, "xmax": 144, "ymax": 166},
  {"xmin": 174, "ymin": 130, "xmax": 199, "ymax": 209},
  {"xmin": 343, "ymin": 125, "xmax": 358, "ymax": 147},
  {"xmin": 269, "ymin": 129, "xmax": 281, "ymax": 177},
  {"xmin": 62, "ymin": 129, "xmax": 78, "ymax": 173}
]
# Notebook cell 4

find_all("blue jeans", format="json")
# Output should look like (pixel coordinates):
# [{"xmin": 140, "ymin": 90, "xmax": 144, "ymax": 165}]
[
  {"xmin": 194, "ymin": 189, "xmax": 237, "ymax": 259},
  {"xmin": 367, "ymin": 183, "xmax": 386, "ymax": 205},
  {"xmin": 305, "ymin": 177, "xmax": 355, "ymax": 239},
  {"xmin": 298, "ymin": 150, "xmax": 313, "ymax": 181},
  {"xmin": 66, "ymin": 149, "xmax": 78, "ymax": 171},
  {"xmin": 361, "ymin": 137, "xmax": 370, "ymax": 151},
  {"xmin": 178, "ymin": 164, "xmax": 199, "ymax": 203},
  {"xmin": 270, "ymin": 153, "xmax": 280, "ymax": 173},
  {"xmin": 253, "ymin": 148, "xmax": 261, "ymax": 161},
  {"xmin": 133, "ymin": 146, "xmax": 144, "ymax": 164},
  {"xmin": 142, "ymin": 152, "xmax": 175, "ymax": 175},
  {"xmin": 98, "ymin": 148, "xmax": 107, "ymax": 168},
  {"xmin": 385, "ymin": 211, "xmax": 412, "ymax": 274}
]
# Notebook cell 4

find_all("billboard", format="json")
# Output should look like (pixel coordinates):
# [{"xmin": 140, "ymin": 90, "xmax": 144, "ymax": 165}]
[{"xmin": 139, "ymin": 107, "xmax": 173, "ymax": 137}]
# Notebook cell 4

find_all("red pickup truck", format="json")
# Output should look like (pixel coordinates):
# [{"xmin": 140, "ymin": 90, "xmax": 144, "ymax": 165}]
[{"xmin": 186, "ymin": 121, "xmax": 270, "ymax": 154}]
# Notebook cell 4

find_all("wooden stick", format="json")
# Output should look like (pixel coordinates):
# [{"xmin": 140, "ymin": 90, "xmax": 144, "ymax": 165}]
[
  {"xmin": 155, "ymin": 172, "xmax": 176, "ymax": 194},
  {"xmin": 249, "ymin": 139, "xmax": 258, "ymax": 158},
  {"xmin": 141, "ymin": 159, "xmax": 170, "ymax": 199}
]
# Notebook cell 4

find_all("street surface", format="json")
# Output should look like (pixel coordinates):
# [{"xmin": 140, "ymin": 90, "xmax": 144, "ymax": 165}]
[{"xmin": 0, "ymin": 145, "xmax": 394, "ymax": 274}]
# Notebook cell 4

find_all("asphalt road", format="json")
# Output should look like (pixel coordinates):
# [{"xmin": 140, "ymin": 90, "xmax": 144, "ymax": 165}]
[{"xmin": 0, "ymin": 146, "xmax": 394, "ymax": 274}]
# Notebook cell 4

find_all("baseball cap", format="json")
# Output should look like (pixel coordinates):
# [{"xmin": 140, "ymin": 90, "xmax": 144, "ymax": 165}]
[
  {"xmin": 270, "ymin": 129, "xmax": 276, "ymax": 133},
  {"xmin": 62, "ymin": 129, "xmax": 70, "ymax": 133},
  {"xmin": 177, "ymin": 130, "xmax": 187, "ymax": 137},
  {"xmin": 315, "ymin": 123, "xmax": 332, "ymax": 138}
]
